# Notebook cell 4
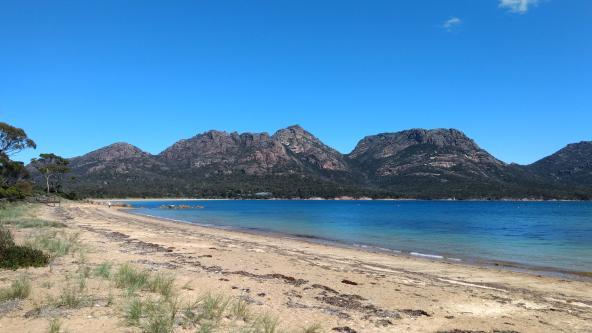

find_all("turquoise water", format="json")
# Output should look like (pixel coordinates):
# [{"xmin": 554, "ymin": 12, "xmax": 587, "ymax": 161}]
[{"xmin": 126, "ymin": 200, "xmax": 592, "ymax": 273}]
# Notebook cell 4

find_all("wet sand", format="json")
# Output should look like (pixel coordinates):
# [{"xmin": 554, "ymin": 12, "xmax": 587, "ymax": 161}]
[{"xmin": 1, "ymin": 202, "xmax": 591, "ymax": 332}]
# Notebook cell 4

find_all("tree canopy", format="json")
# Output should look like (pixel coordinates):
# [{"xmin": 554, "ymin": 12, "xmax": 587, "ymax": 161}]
[{"xmin": 0, "ymin": 122, "xmax": 36, "ymax": 156}]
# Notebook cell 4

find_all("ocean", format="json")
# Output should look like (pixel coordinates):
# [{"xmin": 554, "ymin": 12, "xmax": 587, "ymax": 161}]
[{"xmin": 124, "ymin": 200, "xmax": 592, "ymax": 274}]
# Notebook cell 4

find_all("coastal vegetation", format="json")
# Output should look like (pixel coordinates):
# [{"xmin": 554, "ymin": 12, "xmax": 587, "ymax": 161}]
[
  {"xmin": 0, "ymin": 201, "xmax": 325, "ymax": 333},
  {"xmin": 0, "ymin": 122, "xmax": 36, "ymax": 200},
  {"xmin": 1, "ymin": 121, "xmax": 71, "ymax": 201},
  {"xmin": 0, "ymin": 205, "xmax": 51, "ymax": 269}
]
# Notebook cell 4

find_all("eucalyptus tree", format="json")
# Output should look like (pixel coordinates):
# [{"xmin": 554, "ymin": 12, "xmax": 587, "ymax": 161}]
[
  {"xmin": 0, "ymin": 122, "xmax": 36, "ymax": 190},
  {"xmin": 30, "ymin": 153, "xmax": 70, "ymax": 195},
  {"xmin": 0, "ymin": 122, "xmax": 36, "ymax": 157}
]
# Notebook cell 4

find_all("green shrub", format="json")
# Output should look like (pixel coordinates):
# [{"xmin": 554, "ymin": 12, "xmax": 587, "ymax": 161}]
[
  {"xmin": 0, "ymin": 226, "xmax": 15, "ymax": 249},
  {"xmin": 0, "ymin": 244, "xmax": 50, "ymax": 269},
  {"xmin": 0, "ymin": 226, "xmax": 50, "ymax": 269},
  {"xmin": 0, "ymin": 186, "xmax": 26, "ymax": 200}
]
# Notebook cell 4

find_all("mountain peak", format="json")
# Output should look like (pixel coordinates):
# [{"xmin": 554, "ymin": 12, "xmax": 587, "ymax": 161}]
[
  {"xmin": 80, "ymin": 142, "xmax": 149, "ymax": 161},
  {"xmin": 348, "ymin": 128, "xmax": 504, "ymax": 182},
  {"xmin": 285, "ymin": 124, "xmax": 305, "ymax": 131},
  {"xmin": 528, "ymin": 140, "xmax": 592, "ymax": 185},
  {"xmin": 273, "ymin": 126, "xmax": 349, "ymax": 171},
  {"xmin": 349, "ymin": 128, "xmax": 480, "ymax": 159}
]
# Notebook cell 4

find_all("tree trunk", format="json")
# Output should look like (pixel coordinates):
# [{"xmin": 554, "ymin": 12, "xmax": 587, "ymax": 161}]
[{"xmin": 45, "ymin": 175, "xmax": 50, "ymax": 195}]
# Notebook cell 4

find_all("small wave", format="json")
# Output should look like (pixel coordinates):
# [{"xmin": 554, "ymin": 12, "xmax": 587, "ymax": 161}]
[
  {"xmin": 410, "ymin": 252, "xmax": 444, "ymax": 259},
  {"xmin": 377, "ymin": 247, "xmax": 402, "ymax": 253}
]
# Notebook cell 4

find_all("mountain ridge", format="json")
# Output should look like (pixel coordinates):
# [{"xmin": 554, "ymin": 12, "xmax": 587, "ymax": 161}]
[{"xmin": 31, "ymin": 126, "xmax": 592, "ymax": 199}]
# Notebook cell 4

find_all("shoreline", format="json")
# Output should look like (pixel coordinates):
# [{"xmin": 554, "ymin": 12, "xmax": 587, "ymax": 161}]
[
  {"xmin": 90, "ymin": 197, "xmax": 592, "ymax": 202},
  {"xmin": 4, "ymin": 202, "xmax": 589, "ymax": 332},
  {"xmin": 123, "ymin": 208, "xmax": 592, "ymax": 282}
]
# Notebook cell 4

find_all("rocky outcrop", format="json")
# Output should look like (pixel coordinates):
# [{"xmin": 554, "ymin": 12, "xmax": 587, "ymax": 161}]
[
  {"xmin": 348, "ymin": 129, "xmax": 505, "ymax": 179},
  {"xmin": 157, "ymin": 126, "xmax": 352, "ymax": 176},
  {"xmin": 158, "ymin": 130, "xmax": 295, "ymax": 175},
  {"xmin": 272, "ymin": 125, "xmax": 350, "ymax": 171}
]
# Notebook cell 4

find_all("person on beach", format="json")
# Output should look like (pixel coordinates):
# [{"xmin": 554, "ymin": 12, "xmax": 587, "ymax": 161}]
[{"xmin": 108, "ymin": 201, "xmax": 111, "ymax": 208}]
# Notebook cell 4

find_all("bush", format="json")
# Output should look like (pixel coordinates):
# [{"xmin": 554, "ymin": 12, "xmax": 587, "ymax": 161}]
[
  {"xmin": 0, "ymin": 245, "xmax": 50, "ymax": 269},
  {"xmin": 0, "ymin": 227, "xmax": 15, "ymax": 249},
  {"xmin": 0, "ymin": 226, "xmax": 50, "ymax": 269},
  {"xmin": 0, "ymin": 186, "xmax": 26, "ymax": 200},
  {"xmin": 14, "ymin": 181, "xmax": 33, "ymax": 197}
]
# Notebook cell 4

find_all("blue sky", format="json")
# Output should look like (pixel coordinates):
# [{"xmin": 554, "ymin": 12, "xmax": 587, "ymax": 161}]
[{"xmin": 1, "ymin": 0, "xmax": 591, "ymax": 165}]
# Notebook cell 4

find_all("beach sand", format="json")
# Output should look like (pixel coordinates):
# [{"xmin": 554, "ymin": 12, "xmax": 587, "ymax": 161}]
[{"xmin": 1, "ymin": 202, "xmax": 591, "ymax": 332}]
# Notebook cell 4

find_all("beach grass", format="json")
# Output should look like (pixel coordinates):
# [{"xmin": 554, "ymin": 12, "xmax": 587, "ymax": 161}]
[
  {"xmin": 146, "ymin": 272, "xmax": 176, "ymax": 299},
  {"xmin": 0, "ymin": 203, "xmax": 65, "ymax": 229},
  {"xmin": 230, "ymin": 297, "xmax": 251, "ymax": 322},
  {"xmin": 56, "ymin": 282, "xmax": 87, "ymax": 309},
  {"xmin": 123, "ymin": 297, "xmax": 144, "ymax": 326},
  {"xmin": 250, "ymin": 313, "xmax": 280, "ymax": 333},
  {"xmin": 123, "ymin": 297, "xmax": 178, "ymax": 333},
  {"xmin": 301, "ymin": 323, "xmax": 323, "ymax": 333},
  {"xmin": 26, "ymin": 231, "xmax": 81, "ymax": 258},
  {"xmin": 0, "ymin": 275, "xmax": 31, "ymax": 302},
  {"xmin": 113, "ymin": 263, "xmax": 150, "ymax": 294},
  {"xmin": 93, "ymin": 261, "xmax": 113, "ymax": 279},
  {"xmin": 47, "ymin": 318, "xmax": 62, "ymax": 333}
]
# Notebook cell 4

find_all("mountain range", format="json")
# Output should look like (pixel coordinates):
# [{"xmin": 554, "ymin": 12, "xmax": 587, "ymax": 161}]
[{"xmin": 36, "ymin": 125, "xmax": 592, "ymax": 199}]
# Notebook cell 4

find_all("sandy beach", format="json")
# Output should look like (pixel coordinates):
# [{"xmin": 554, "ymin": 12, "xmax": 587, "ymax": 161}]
[{"xmin": 1, "ymin": 201, "xmax": 591, "ymax": 333}]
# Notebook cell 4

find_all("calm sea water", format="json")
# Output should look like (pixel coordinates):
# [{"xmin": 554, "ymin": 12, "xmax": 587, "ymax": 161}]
[{"xmin": 125, "ymin": 200, "xmax": 592, "ymax": 273}]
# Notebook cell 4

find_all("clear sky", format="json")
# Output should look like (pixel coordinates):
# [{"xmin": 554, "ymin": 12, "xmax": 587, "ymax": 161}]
[{"xmin": 1, "ymin": 0, "xmax": 591, "ymax": 165}]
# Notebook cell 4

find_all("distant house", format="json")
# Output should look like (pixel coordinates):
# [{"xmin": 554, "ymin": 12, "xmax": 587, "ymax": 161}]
[{"xmin": 254, "ymin": 192, "xmax": 273, "ymax": 198}]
